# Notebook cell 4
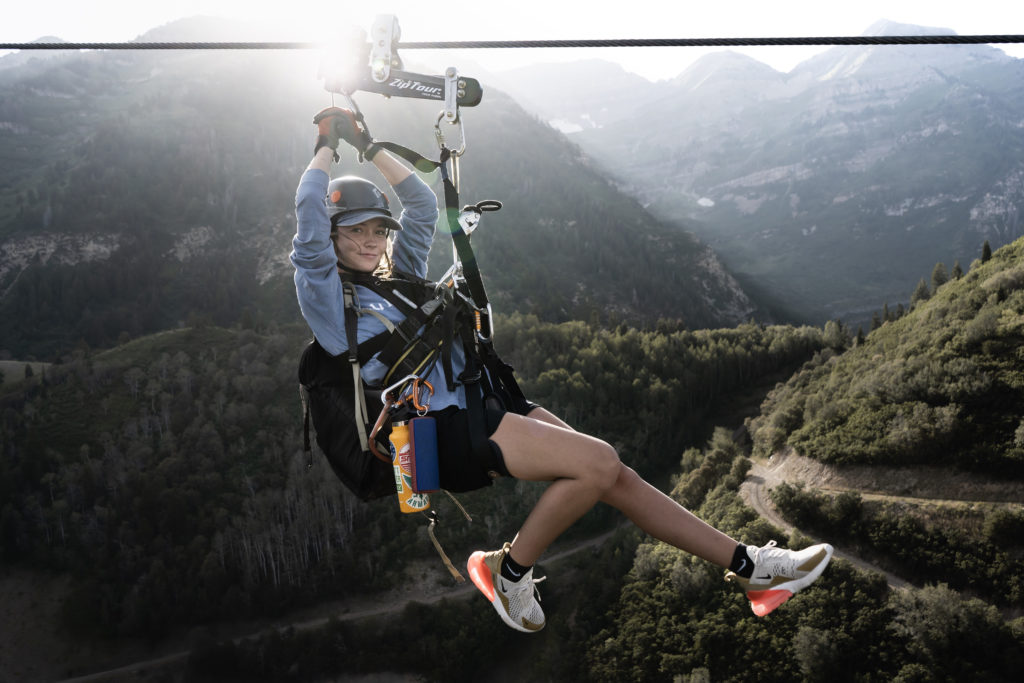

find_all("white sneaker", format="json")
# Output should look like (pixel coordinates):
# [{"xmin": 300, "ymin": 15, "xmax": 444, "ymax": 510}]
[
  {"xmin": 725, "ymin": 540, "xmax": 834, "ymax": 616},
  {"xmin": 467, "ymin": 543, "xmax": 545, "ymax": 632}
]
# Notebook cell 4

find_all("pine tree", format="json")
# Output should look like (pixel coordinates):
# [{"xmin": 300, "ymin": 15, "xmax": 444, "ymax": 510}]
[
  {"xmin": 931, "ymin": 262, "xmax": 949, "ymax": 292},
  {"xmin": 871, "ymin": 311, "xmax": 882, "ymax": 331},
  {"xmin": 952, "ymin": 260, "xmax": 963, "ymax": 279},
  {"xmin": 911, "ymin": 278, "xmax": 930, "ymax": 307},
  {"xmin": 982, "ymin": 240, "xmax": 992, "ymax": 263}
]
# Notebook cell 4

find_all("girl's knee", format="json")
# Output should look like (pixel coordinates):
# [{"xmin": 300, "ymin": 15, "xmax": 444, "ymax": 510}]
[{"xmin": 591, "ymin": 441, "xmax": 621, "ymax": 491}]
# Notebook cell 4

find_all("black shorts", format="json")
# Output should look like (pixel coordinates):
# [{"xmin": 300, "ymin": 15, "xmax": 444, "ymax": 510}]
[{"xmin": 430, "ymin": 394, "xmax": 540, "ymax": 492}]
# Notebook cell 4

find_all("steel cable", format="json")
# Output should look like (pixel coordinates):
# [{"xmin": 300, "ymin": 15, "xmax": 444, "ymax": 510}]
[{"xmin": 2, "ymin": 35, "xmax": 1024, "ymax": 51}]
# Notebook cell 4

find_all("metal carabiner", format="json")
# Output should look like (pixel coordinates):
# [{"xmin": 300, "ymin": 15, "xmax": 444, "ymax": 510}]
[
  {"xmin": 410, "ymin": 378, "xmax": 434, "ymax": 415},
  {"xmin": 381, "ymin": 373, "xmax": 420, "ymax": 404},
  {"xmin": 380, "ymin": 374, "xmax": 434, "ymax": 414},
  {"xmin": 475, "ymin": 303, "xmax": 494, "ymax": 343},
  {"xmin": 434, "ymin": 111, "xmax": 466, "ymax": 156},
  {"xmin": 434, "ymin": 263, "xmax": 460, "ymax": 294}
]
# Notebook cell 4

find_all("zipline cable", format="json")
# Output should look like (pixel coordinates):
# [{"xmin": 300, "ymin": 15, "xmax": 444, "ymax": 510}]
[{"xmin": 2, "ymin": 35, "xmax": 1024, "ymax": 51}]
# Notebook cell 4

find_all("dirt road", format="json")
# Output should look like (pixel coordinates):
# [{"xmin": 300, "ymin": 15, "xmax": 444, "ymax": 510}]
[{"xmin": 740, "ymin": 457, "xmax": 912, "ymax": 589}]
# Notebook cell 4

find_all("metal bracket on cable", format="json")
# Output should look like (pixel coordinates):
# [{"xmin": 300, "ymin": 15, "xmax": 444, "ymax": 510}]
[
  {"xmin": 369, "ymin": 14, "xmax": 402, "ymax": 82},
  {"xmin": 319, "ymin": 14, "xmax": 484, "ymax": 108}
]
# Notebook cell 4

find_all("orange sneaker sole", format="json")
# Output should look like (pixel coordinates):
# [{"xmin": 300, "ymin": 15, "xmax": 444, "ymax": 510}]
[
  {"xmin": 747, "ymin": 589, "xmax": 794, "ymax": 617},
  {"xmin": 467, "ymin": 551, "xmax": 495, "ymax": 602}
]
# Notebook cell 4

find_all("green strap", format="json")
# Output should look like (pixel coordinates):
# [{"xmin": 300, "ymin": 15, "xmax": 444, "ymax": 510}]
[{"xmin": 372, "ymin": 142, "xmax": 490, "ymax": 310}]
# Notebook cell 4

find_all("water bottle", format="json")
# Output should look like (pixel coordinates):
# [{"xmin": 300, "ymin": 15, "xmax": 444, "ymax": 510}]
[{"xmin": 389, "ymin": 421, "xmax": 430, "ymax": 514}]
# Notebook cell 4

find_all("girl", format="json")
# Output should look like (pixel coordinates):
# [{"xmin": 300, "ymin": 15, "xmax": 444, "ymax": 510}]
[{"xmin": 291, "ymin": 108, "xmax": 833, "ymax": 632}]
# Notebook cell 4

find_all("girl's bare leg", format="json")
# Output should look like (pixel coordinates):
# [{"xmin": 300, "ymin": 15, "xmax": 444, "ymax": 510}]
[{"xmin": 491, "ymin": 408, "xmax": 737, "ymax": 569}]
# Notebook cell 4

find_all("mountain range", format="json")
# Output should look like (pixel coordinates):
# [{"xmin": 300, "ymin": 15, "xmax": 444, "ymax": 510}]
[
  {"xmin": 493, "ymin": 20, "xmax": 1024, "ymax": 326},
  {"xmin": 0, "ymin": 16, "xmax": 759, "ymax": 361}
]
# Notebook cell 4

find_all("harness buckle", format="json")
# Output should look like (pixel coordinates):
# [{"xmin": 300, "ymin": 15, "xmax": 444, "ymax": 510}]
[{"xmin": 458, "ymin": 207, "xmax": 481, "ymax": 235}]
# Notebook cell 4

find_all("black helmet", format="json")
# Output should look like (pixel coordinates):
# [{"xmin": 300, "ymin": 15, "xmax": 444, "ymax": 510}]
[{"xmin": 325, "ymin": 176, "xmax": 402, "ymax": 232}]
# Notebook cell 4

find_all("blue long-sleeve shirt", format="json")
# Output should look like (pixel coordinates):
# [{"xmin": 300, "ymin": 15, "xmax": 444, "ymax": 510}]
[{"xmin": 291, "ymin": 168, "xmax": 470, "ymax": 410}]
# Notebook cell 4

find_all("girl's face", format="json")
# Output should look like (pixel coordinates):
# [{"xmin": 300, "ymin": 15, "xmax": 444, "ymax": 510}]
[{"xmin": 333, "ymin": 218, "xmax": 389, "ymax": 272}]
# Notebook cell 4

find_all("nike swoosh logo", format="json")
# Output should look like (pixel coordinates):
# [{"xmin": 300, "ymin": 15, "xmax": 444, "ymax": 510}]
[
  {"xmin": 507, "ymin": 567, "xmax": 523, "ymax": 579},
  {"xmin": 737, "ymin": 559, "xmax": 748, "ymax": 573},
  {"xmin": 754, "ymin": 574, "xmax": 772, "ymax": 581}
]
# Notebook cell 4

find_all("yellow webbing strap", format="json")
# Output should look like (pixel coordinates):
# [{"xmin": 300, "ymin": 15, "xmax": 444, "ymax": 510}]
[{"xmin": 424, "ymin": 495, "xmax": 473, "ymax": 584}]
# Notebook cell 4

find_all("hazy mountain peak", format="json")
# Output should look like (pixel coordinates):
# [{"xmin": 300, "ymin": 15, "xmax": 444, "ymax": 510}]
[
  {"xmin": 0, "ymin": 36, "xmax": 68, "ymax": 70},
  {"xmin": 672, "ymin": 50, "xmax": 782, "ymax": 90},
  {"xmin": 135, "ymin": 15, "xmax": 277, "ymax": 43},
  {"xmin": 863, "ymin": 19, "xmax": 957, "ymax": 37},
  {"xmin": 793, "ymin": 20, "xmax": 1009, "ymax": 83}
]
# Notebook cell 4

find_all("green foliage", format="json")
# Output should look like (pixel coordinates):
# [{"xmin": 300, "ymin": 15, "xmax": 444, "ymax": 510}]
[
  {"xmin": 0, "ymin": 317, "xmax": 822, "ymax": 640},
  {"xmin": 749, "ymin": 237, "xmax": 1024, "ymax": 476},
  {"xmin": 890, "ymin": 584, "xmax": 1024, "ymax": 680},
  {"xmin": 503, "ymin": 315, "xmax": 824, "ymax": 480},
  {"xmin": 124, "ymin": 383, "xmax": 1024, "ymax": 682},
  {"xmin": 585, "ymin": 432, "xmax": 898, "ymax": 682},
  {"xmin": 771, "ymin": 483, "xmax": 1024, "ymax": 608},
  {"xmin": 586, "ymin": 433, "xmax": 1023, "ymax": 683}
]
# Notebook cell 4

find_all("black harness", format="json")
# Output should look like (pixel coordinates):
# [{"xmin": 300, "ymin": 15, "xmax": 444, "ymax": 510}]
[{"xmin": 301, "ymin": 131, "xmax": 525, "ymax": 489}]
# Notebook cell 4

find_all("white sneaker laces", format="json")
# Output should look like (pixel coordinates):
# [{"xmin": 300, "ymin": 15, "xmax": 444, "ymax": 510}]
[
  {"xmin": 752, "ymin": 540, "xmax": 798, "ymax": 578},
  {"xmin": 510, "ymin": 572, "xmax": 545, "ymax": 602}
]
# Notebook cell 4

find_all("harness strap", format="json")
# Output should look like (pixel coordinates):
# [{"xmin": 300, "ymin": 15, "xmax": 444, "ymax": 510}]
[
  {"xmin": 300, "ymin": 384, "xmax": 313, "ymax": 468},
  {"xmin": 343, "ymin": 283, "xmax": 372, "ymax": 453},
  {"xmin": 438, "ymin": 152, "xmax": 490, "ymax": 312},
  {"xmin": 374, "ymin": 295, "xmax": 444, "ymax": 364},
  {"xmin": 344, "ymin": 269, "xmax": 430, "ymax": 314},
  {"xmin": 357, "ymin": 308, "xmax": 395, "ymax": 332}
]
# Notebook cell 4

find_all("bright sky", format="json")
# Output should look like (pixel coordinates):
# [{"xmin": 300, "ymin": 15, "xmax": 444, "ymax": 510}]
[{"xmin": 3, "ymin": 1, "xmax": 1024, "ymax": 80}]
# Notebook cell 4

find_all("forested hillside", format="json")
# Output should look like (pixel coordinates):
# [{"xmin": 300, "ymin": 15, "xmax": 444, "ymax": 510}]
[
  {"xmin": 748, "ymin": 236, "xmax": 1024, "ymax": 477},
  {"xmin": 579, "ymin": 431, "xmax": 1023, "ymax": 682},
  {"xmin": 183, "ymin": 429, "xmax": 1024, "ymax": 682},
  {"xmin": 0, "ymin": 316, "xmax": 820, "ymax": 658}
]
